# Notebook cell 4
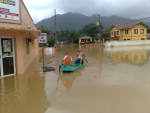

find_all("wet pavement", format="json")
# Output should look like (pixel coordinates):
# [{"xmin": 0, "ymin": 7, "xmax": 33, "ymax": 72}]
[{"xmin": 1, "ymin": 45, "xmax": 150, "ymax": 113}]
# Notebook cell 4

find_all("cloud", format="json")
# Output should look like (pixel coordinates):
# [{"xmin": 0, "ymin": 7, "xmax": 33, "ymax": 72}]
[{"xmin": 23, "ymin": 0, "xmax": 150, "ymax": 23}]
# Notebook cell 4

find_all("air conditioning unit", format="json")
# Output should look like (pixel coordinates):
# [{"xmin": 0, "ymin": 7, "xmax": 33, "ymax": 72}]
[{"xmin": 27, "ymin": 26, "xmax": 32, "ymax": 29}]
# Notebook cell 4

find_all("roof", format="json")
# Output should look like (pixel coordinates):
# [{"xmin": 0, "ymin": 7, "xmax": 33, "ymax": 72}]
[
  {"xmin": 57, "ymin": 38, "xmax": 67, "ymax": 42},
  {"xmin": 79, "ymin": 36, "xmax": 93, "ymax": 39},
  {"xmin": 110, "ymin": 22, "xmax": 149, "ymax": 30},
  {"xmin": 93, "ymin": 37, "xmax": 100, "ymax": 40},
  {"xmin": 101, "ymin": 37, "xmax": 110, "ymax": 39}
]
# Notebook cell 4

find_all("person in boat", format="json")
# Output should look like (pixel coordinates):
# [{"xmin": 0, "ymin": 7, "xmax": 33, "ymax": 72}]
[
  {"xmin": 59, "ymin": 53, "xmax": 73, "ymax": 72},
  {"xmin": 76, "ymin": 50, "xmax": 88, "ymax": 64},
  {"xmin": 62, "ymin": 53, "xmax": 73, "ymax": 65}
]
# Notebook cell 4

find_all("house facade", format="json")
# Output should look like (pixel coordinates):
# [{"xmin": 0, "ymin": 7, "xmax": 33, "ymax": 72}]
[
  {"xmin": 0, "ymin": 0, "xmax": 40, "ymax": 77},
  {"xmin": 57, "ymin": 38, "xmax": 67, "ymax": 44},
  {"xmin": 79, "ymin": 36, "xmax": 93, "ymax": 44},
  {"xmin": 110, "ymin": 22, "xmax": 149, "ymax": 40}
]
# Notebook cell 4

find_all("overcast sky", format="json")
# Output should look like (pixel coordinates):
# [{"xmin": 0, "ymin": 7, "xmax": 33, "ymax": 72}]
[{"xmin": 23, "ymin": 0, "xmax": 150, "ymax": 23}]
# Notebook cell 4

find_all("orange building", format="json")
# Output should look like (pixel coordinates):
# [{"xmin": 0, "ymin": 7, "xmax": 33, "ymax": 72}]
[{"xmin": 0, "ymin": 0, "xmax": 40, "ymax": 77}]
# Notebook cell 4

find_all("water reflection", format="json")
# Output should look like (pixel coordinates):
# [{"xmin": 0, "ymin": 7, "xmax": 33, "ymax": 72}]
[
  {"xmin": 0, "ymin": 72, "xmax": 50, "ymax": 113},
  {"xmin": 58, "ymin": 68, "xmax": 84, "ymax": 90},
  {"xmin": 2, "ymin": 45, "xmax": 150, "ymax": 113},
  {"xmin": 105, "ymin": 46, "xmax": 150, "ymax": 66}
]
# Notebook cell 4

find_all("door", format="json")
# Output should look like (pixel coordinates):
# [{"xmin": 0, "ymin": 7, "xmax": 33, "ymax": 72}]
[{"xmin": 0, "ymin": 38, "xmax": 16, "ymax": 77}]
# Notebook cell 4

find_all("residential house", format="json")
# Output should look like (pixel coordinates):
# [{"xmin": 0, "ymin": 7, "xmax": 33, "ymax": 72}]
[
  {"xmin": 79, "ymin": 36, "xmax": 93, "ymax": 44},
  {"xmin": 110, "ymin": 22, "xmax": 149, "ymax": 40},
  {"xmin": 57, "ymin": 38, "xmax": 67, "ymax": 44},
  {"xmin": 100, "ymin": 37, "xmax": 110, "ymax": 43},
  {"xmin": 93, "ymin": 37, "xmax": 100, "ymax": 43}
]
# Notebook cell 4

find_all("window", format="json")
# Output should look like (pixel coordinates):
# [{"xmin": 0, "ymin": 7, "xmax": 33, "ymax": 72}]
[
  {"xmin": 125, "ymin": 30, "xmax": 128, "ymax": 34},
  {"xmin": 114, "ymin": 31, "xmax": 117, "ymax": 36},
  {"xmin": 140, "ymin": 29, "xmax": 144, "ymax": 34},
  {"xmin": 134, "ymin": 29, "xmax": 138, "ymax": 34},
  {"xmin": 141, "ymin": 38, "xmax": 145, "ymax": 40},
  {"xmin": 124, "ymin": 39, "xmax": 126, "ymax": 40},
  {"xmin": 117, "ymin": 31, "xmax": 119, "ymax": 35},
  {"xmin": 127, "ymin": 39, "xmax": 130, "ymax": 40}
]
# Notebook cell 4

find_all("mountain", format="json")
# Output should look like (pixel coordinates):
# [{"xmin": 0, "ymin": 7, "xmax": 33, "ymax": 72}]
[{"xmin": 36, "ymin": 12, "xmax": 150, "ymax": 31}]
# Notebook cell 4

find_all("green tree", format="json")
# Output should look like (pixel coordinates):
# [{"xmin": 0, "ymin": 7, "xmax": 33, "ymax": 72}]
[
  {"xmin": 39, "ymin": 26, "xmax": 56, "ymax": 47},
  {"xmin": 39, "ymin": 26, "xmax": 51, "ymax": 34},
  {"xmin": 47, "ymin": 37, "xmax": 56, "ymax": 47},
  {"xmin": 102, "ymin": 29, "xmax": 110, "ymax": 37},
  {"xmin": 81, "ymin": 23, "xmax": 99, "ymax": 37}
]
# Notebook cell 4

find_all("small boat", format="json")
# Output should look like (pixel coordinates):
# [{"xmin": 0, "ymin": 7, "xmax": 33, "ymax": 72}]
[{"xmin": 60, "ymin": 59, "xmax": 85, "ymax": 72}]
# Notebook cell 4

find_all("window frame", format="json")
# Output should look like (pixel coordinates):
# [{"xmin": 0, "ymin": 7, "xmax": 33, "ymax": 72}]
[
  {"xmin": 125, "ymin": 30, "xmax": 128, "ymax": 34},
  {"xmin": 140, "ymin": 29, "xmax": 144, "ymax": 34},
  {"xmin": 134, "ymin": 29, "xmax": 138, "ymax": 34},
  {"xmin": 117, "ymin": 31, "xmax": 119, "ymax": 35},
  {"xmin": 114, "ymin": 31, "xmax": 117, "ymax": 36}
]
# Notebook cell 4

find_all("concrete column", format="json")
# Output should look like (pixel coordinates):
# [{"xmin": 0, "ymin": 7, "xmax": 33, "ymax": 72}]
[
  {"xmin": 15, "ymin": 36, "xmax": 25, "ymax": 74},
  {"xmin": 103, "ymin": 38, "xmax": 105, "ymax": 43},
  {"xmin": 79, "ymin": 39, "xmax": 81, "ymax": 44}
]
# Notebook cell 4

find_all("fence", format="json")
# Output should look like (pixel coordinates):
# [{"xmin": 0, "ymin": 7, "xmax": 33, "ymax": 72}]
[{"xmin": 105, "ymin": 40, "xmax": 150, "ymax": 47}]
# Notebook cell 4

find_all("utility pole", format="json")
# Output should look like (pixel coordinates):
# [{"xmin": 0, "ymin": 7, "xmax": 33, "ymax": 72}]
[
  {"xmin": 96, "ymin": 14, "xmax": 102, "ymax": 42},
  {"xmin": 98, "ymin": 14, "xmax": 102, "ymax": 38},
  {"xmin": 54, "ymin": 9, "xmax": 57, "ymax": 37}
]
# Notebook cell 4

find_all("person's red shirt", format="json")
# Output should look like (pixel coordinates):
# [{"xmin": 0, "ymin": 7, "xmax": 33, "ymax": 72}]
[{"xmin": 63, "ymin": 55, "xmax": 72, "ymax": 65}]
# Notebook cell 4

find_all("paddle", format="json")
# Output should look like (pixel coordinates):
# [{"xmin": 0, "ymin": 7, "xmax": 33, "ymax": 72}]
[
  {"xmin": 82, "ymin": 56, "xmax": 88, "ymax": 63},
  {"xmin": 78, "ymin": 53, "xmax": 88, "ymax": 63}
]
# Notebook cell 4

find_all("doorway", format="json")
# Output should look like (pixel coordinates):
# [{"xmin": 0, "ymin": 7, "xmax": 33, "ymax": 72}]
[{"xmin": 0, "ymin": 37, "xmax": 16, "ymax": 77}]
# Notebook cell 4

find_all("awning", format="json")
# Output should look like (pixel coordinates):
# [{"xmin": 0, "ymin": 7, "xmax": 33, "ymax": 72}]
[
  {"xmin": 0, "ymin": 27, "xmax": 41, "ymax": 39},
  {"xmin": 0, "ymin": 26, "xmax": 40, "ymax": 32},
  {"xmin": 29, "ymin": 35, "xmax": 38, "ymax": 39}
]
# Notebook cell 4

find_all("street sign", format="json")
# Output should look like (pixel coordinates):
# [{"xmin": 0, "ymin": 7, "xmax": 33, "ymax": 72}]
[{"xmin": 39, "ymin": 33, "xmax": 47, "ymax": 43}]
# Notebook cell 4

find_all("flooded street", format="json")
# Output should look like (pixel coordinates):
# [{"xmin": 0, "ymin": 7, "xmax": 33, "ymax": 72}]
[{"xmin": 1, "ymin": 45, "xmax": 150, "ymax": 113}]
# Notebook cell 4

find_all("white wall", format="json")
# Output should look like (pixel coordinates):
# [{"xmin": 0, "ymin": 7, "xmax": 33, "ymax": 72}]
[{"xmin": 105, "ymin": 40, "xmax": 150, "ymax": 47}]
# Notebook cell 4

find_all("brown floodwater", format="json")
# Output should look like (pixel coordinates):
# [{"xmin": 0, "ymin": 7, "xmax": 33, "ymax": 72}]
[{"xmin": 1, "ymin": 45, "xmax": 150, "ymax": 113}]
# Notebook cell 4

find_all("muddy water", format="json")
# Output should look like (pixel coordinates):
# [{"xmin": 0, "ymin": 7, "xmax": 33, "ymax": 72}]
[{"xmin": 1, "ymin": 45, "xmax": 150, "ymax": 113}]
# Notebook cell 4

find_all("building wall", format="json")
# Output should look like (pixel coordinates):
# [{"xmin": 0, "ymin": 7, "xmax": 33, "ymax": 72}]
[
  {"xmin": 79, "ymin": 38, "xmax": 92, "ymax": 44},
  {"xmin": 15, "ymin": 35, "xmax": 38, "ymax": 74},
  {"xmin": 110, "ymin": 28, "xmax": 120, "ymax": 40},
  {"xmin": 0, "ymin": 0, "xmax": 39, "ymax": 75},
  {"xmin": 110, "ymin": 24, "xmax": 148, "ymax": 40},
  {"xmin": 110, "ymin": 28, "xmax": 120, "ymax": 37},
  {"xmin": 0, "ymin": 30, "xmax": 38, "ymax": 74},
  {"xmin": 21, "ymin": 1, "xmax": 37, "ymax": 30},
  {"xmin": 120, "ymin": 25, "xmax": 147, "ymax": 40}
]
